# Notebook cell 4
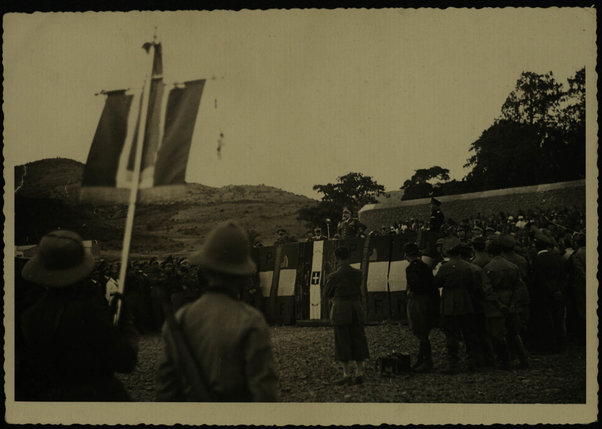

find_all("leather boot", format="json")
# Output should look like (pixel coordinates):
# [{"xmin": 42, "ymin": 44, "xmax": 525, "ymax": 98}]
[
  {"xmin": 412, "ymin": 342, "xmax": 426, "ymax": 369},
  {"xmin": 514, "ymin": 334, "xmax": 530, "ymax": 369},
  {"xmin": 414, "ymin": 341, "xmax": 433, "ymax": 372}
]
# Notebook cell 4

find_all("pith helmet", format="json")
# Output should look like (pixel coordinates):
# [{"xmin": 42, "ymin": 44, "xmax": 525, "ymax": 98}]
[
  {"xmin": 189, "ymin": 220, "xmax": 256, "ymax": 276},
  {"xmin": 21, "ymin": 230, "xmax": 96, "ymax": 287}
]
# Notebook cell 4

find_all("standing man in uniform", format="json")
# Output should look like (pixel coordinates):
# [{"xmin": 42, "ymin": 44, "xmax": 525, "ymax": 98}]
[
  {"xmin": 337, "ymin": 207, "xmax": 360, "ymax": 239},
  {"xmin": 404, "ymin": 242, "xmax": 439, "ymax": 372},
  {"xmin": 324, "ymin": 247, "xmax": 369, "ymax": 385},
  {"xmin": 499, "ymin": 234, "xmax": 531, "ymax": 344},
  {"xmin": 17, "ymin": 230, "xmax": 138, "ymax": 401},
  {"xmin": 434, "ymin": 237, "xmax": 478, "ymax": 373},
  {"xmin": 156, "ymin": 220, "xmax": 279, "ymax": 401},
  {"xmin": 483, "ymin": 237, "xmax": 529, "ymax": 369},
  {"xmin": 429, "ymin": 198, "xmax": 444, "ymax": 233},
  {"xmin": 531, "ymin": 232, "xmax": 566, "ymax": 353}
]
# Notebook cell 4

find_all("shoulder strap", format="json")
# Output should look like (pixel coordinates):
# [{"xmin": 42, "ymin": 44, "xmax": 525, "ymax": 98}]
[{"xmin": 162, "ymin": 300, "xmax": 217, "ymax": 402}]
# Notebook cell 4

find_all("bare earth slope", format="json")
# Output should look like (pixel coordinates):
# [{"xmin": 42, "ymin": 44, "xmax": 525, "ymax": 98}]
[{"xmin": 14, "ymin": 158, "xmax": 317, "ymax": 258}]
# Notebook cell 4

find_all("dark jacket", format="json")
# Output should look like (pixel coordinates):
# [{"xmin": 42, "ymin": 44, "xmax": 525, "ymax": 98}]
[
  {"xmin": 434, "ymin": 257, "xmax": 475, "ymax": 315},
  {"xmin": 430, "ymin": 208, "xmax": 444, "ymax": 231},
  {"xmin": 324, "ymin": 264, "xmax": 365, "ymax": 325},
  {"xmin": 406, "ymin": 259, "xmax": 436, "ymax": 296},
  {"xmin": 532, "ymin": 249, "xmax": 566, "ymax": 303},
  {"xmin": 17, "ymin": 281, "xmax": 138, "ymax": 401}
]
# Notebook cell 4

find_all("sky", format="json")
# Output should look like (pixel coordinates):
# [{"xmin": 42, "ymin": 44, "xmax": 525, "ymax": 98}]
[{"xmin": 3, "ymin": 9, "xmax": 596, "ymax": 199}]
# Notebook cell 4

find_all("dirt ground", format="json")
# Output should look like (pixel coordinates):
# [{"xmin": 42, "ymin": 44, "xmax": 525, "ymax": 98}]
[{"xmin": 117, "ymin": 323, "xmax": 586, "ymax": 403}]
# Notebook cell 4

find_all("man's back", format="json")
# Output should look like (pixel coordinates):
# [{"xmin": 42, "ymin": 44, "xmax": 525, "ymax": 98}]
[
  {"xmin": 325, "ymin": 265, "xmax": 363, "ymax": 298},
  {"xmin": 157, "ymin": 291, "xmax": 278, "ymax": 402},
  {"xmin": 434, "ymin": 258, "xmax": 475, "ymax": 315}
]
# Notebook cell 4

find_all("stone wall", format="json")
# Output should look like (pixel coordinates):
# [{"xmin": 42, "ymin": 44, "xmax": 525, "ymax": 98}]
[{"xmin": 358, "ymin": 180, "xmax": 585, "ymax": 230}]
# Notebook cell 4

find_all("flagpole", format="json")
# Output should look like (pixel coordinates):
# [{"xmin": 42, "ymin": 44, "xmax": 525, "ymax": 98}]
[{"xmin": 113, "ymin": 38, "xmax": 157, "ymax": 327}]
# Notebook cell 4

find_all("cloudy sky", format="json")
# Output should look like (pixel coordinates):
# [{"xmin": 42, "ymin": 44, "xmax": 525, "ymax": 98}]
[{"xmin": 3, "ymin": 9, "xmax": 596, "ymax": 199}]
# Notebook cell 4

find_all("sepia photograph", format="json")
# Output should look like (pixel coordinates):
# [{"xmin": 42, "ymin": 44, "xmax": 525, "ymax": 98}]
[{"xmin": 3, "ymin": 8, "xmax": 598, "ymax": 425}]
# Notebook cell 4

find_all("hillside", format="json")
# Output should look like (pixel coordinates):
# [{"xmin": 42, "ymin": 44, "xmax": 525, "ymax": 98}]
[{"xmin": 13, "ymin": 158, "xmax": 317, "ymax": 259}]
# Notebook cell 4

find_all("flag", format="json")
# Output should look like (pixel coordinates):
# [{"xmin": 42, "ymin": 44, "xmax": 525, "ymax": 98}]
[
  {"xmin": 80, "ymin": 42, "xmax": 205, "ymax": 201},
  {"xmin": 154, "ymin": 79, "xmax": 205, "ymax": 185},
  {"xmin": 81, "ymin": 90, "xmax": 134, "ymax": 187}
]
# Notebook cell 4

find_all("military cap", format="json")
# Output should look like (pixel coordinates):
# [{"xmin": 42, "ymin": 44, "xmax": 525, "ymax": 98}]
[
  {"xmin": 534, "ymin": 230, "xmax": 554, "ymax": 247},
  {"xmin": 404, "ymin": 242, "xmax": 420, "ymax": 257},
  {"xmin": 498, "ymin": 234, "xmax": 516, "ymax": 250},
  {"xmin": 443, "ymin": 236, "xmax": 461, "ymax": 252},
  {"xmin": 471, "ymin": 235, "xmax": 486, "ymax": 246}
]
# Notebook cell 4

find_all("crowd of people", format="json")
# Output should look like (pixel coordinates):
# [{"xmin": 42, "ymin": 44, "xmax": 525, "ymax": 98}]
[
  {"xmin": 320, "ymin": 199, "xmax": 586, "ymax": 380},
  {"xmin": 402, "ymin": 228, "xmax": 586, "ymax": 374},
  {"xmin": 14, "ymin": 197, "xmax": 586, "ymax": 401},
  {"xmin": 15, "ymin": 222, "xmax": 275, "ymax": 402}
]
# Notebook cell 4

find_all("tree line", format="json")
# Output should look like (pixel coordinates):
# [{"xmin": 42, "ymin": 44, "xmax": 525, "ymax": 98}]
[{"xmin": 298, "ymin": 68, "xmax": 585, "ymax": 229}]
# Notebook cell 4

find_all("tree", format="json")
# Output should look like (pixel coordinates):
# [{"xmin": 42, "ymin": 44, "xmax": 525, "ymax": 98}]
[
  {"xmin": 297, "ymin": 172, "xmax": 384, "ymax": 228},
  {"xmin": 400, "ymin": 166, "xmax": 450, "ymax": 200},
  {"xmin": 501, "ymin": 71, "xmax": 564, "ymax": 128},
  {"xmin": 465, "ymin": 68, "xmax": 585, "ymax": 191},
  {"xmin": 464, "ymin": 119, "xmax": 543, "ymax": 190}
]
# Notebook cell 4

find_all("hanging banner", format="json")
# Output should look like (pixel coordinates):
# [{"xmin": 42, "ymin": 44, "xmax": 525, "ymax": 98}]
[{"xmin": 309, "ymin": 240, "xmax": 324, "ymax": 320}]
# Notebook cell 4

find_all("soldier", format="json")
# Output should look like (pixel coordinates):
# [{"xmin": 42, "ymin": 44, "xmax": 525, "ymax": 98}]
[
  {"xmin": 434, "ymin": 237, "xmax": 479, "ymax": 373},
  {"xmin": 337, "ymin": 207, "xmax": 360, "ymax": 239},
  {"xmin": 324, "ymin": 247, "xmax": 369, "ymax": 385},
  {"xmin": 356, "ymin": 223, "xmax": 368, "ymax": 239},
  {"xmin": 156, "ymin": 220, "xmax": 278, "ymax": 401},
  {"xmin": 17, "ymin": 230, "xmax": 138, "ymax": 401},
  {"xmin": 429, "ymin": 198, "xmax": 444, "ymax": 232},
  {"xmin": 471, "ymin": 236, "xmax": 491, "ymax": 268},
  {"xmin": 312, "ymin": 227, "xmax": 327, "ymax": 241},
  {"xmin": 530, "ymin": 232, "xmax": 566, "ymax": 353},
  {"xmin": 404, "ymin": 242, "xmax": 438, "ymax": 372},
  {"xmin": 483, "ymin": 237, "xmax": 529, "ymax": 369},
  {"xmin": 274, "ymin": 228, "xmax": 291, "ymax": 245},
  {"xmin": 499, "ymin": 234, "xmax": 531, "ymax": 343},
  {"xmin": 458, "ymin": 242, "xmax": 496, "ymax": 368},
  {"xmin": 566, "ymin": 232, "xmax": 585, "ymax": 345}
]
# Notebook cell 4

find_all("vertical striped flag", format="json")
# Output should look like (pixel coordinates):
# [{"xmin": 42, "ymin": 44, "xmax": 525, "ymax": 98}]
[{"xmin": 81, "ymin": 42, "xmax": 205, "ymax": 201}]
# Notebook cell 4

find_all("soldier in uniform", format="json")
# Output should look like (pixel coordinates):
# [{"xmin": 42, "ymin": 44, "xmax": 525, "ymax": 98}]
[
  {"xmin": 274, "ymin": 228, "xmax": 291, "ymax": 245},
  {"xmin": 156, "ymin": 220, "xmax": 278, "ymax": 401},
  {"xmin": 483, "ymin": 237, "xmax": 529, "ymax": 369},
  {"xmin": 429, "ymin": 198, "xmax": 444, "ymax": 232},
  {"xmin": 566, "ymin": 232, "xmax": 585, "ymax": 345},
  {"xmin": 434, "ymin": 237, "xmax": 479, "ymax": 373},
  {"xmin": 311, "ymin": 227, "xmax": 327, "ymax": 241},
  {"xmin": 17, "ymin": 230, "xmax": 138, "ymax": 401},
  {"xmin": 337, "ymin": 207, "xmax": 360, "ymax": 239},
  {"xmin": 530, "ymin": 232, "xmax": 566, "ymax": 353},
  {"xmin": 404, "ymin": 242, "xmax": 438, "ymax": 372},
  {"xmin": 324, "ymin": 247, "xmax": 369, "ymax": 385},
  {"xmin": 499, "ymin": 234, "xmax": 531, "ymax": 343},
  {"xmin": 471, "ymin": 236, "xmax": 491, "ymax": 268},
  {"xmin": 459, "ymin": 242, "xmax": 496, "ymax": 368}
]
